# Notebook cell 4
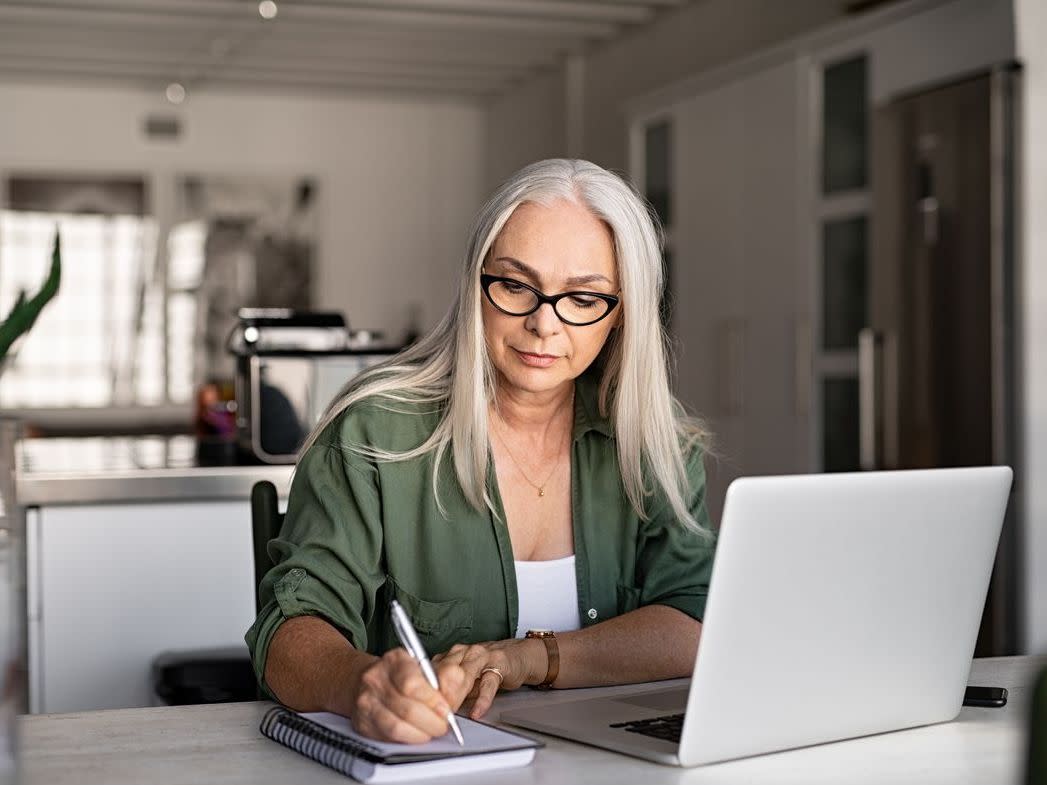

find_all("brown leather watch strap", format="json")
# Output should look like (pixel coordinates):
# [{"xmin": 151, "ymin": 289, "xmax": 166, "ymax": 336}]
[{"xmin": 526, "ymin": 630, "xmax": 559, "ymax": 689}]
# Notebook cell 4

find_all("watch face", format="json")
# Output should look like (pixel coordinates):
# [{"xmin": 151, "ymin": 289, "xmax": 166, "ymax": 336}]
[{"xmin": 527, "ymin": 629, "xmax": 554, "ymax": 637}]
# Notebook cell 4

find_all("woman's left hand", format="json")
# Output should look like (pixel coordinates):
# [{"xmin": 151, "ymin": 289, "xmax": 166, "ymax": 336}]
[{"xmin": 433, "ymin": 639, "xmax": 545, "ymax": 719}]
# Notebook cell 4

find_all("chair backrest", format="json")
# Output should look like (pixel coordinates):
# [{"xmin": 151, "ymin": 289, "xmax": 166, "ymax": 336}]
[{"xmin": 250, "ymin": 480, "xmax": 285, "ymax": 615}]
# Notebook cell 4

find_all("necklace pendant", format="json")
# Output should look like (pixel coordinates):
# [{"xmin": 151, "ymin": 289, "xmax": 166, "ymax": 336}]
[{"xmin": 538, "ymin": 487, "xmax": 545, "ymax": 497}]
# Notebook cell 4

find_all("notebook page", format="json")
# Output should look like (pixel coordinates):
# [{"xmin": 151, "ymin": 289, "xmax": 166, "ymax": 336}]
[{"xmin": 300, "ymin": 711, "xmax": 535, "ymax": 757}]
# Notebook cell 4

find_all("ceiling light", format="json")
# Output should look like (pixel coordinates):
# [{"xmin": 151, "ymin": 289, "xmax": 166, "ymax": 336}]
[
  {"xmin": 165, "ymin": 82, "xmax": 187, "ymax": 105},
  {"xmin": 258, "ymin": 1, "xmax": 278, "ymax": 20}
]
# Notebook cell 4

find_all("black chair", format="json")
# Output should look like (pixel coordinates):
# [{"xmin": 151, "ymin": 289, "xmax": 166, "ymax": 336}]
[
  {"xmin": 152, "ymin": 480, "xmax": 284, "ymax": 705},
  {"xmin": 250, "ymin": 480, "xmax": 284, "ymax": 613}
]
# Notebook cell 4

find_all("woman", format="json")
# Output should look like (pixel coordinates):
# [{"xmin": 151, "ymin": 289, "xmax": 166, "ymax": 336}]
[{"xmin": 246, "ymin": 158, "xmax": 717, "ymax": 744}]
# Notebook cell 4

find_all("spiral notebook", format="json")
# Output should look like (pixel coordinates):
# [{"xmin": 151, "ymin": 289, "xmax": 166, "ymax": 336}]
[{"xmin": 260, "ymin": 706, "xmax": 541, "ymax": 783}]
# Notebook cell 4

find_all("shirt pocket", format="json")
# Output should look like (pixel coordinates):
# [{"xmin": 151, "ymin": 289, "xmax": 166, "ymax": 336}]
[
  {"xmin": 387, "ymin": 576, "xmax": 474, "ymax": 654},
  {"xmin": 616, "ymin": 582, "xmax": 642, "ymax": 615}
]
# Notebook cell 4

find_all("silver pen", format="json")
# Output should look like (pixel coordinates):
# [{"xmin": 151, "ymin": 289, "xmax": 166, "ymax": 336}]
[{"xmin": 389, "ymin": 599, "xmax": 465, "ymax": 746}]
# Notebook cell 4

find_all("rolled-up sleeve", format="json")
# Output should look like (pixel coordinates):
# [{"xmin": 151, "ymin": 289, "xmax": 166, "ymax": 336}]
[
  {"xmin": 635, "ymin": 447, "xmax": 718, "ymax": 621},
  {"xmin": 245, "ymin": 439, "xmax": 385, "ymax": 695}
]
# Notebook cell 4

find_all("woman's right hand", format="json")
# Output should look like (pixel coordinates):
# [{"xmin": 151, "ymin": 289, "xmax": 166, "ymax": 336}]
[{"xmin": 346, "ymin": 648, "xmax": 469, "ymax": 744}]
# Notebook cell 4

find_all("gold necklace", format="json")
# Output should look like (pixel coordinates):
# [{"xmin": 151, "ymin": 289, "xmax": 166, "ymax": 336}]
[{"xmin": 491, "ymin": 417, "xmax": 567, "ymax": 498}]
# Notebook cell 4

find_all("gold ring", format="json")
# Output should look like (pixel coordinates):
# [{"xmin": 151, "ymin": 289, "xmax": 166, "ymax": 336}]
[{"xmin": 480, "ymin": 667, "xmax": 504, "ymax": 684}]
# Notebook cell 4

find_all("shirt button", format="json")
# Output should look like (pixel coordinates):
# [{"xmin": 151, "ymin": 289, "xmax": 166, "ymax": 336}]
[{"xmin": 587, "ymin": 608, "xmax": 598, "ymax": 620}]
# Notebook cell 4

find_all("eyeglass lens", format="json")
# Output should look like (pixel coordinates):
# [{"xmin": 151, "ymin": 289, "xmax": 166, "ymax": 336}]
[{"xmin": 487, "ymin": 279, "xmax": 611, "ymax": 324}]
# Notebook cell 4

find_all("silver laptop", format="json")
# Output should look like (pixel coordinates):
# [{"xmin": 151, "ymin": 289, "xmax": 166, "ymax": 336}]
[{"xmin": 501, "ymin": 467, "xmax": 1013, "ymax": 766}]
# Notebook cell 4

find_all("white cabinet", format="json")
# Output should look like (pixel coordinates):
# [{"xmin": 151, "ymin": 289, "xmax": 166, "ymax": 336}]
[
  {"xmin": 26, "ymin": 501, "xmax": 255, "ymax": 714},
  {"xmin": 662, "ymin": 59, "xmax": 812, "ymax": 522}
]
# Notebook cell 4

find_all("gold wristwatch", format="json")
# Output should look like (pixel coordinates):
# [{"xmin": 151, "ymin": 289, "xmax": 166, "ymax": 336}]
[{"xmin": 525, "ymin": 629, "xmax": 559, "ymax": 689}]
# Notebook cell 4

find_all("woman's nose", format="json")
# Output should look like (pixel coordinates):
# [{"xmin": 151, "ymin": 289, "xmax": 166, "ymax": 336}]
[{"xmin": 524, "ymin": 302, "xmax": 562, "ymax": 336}]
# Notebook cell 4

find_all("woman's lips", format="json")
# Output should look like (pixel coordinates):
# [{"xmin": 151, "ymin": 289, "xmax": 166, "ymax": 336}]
[{"xmin": 514, "ymin": 348, "xmax": 559, "ymax": 368}]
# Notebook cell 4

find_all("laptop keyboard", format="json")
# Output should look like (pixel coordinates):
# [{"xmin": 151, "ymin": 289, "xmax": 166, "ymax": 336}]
[{"xmin": 609, "ymin": 713, "xmax": 684, "ymax": 743}]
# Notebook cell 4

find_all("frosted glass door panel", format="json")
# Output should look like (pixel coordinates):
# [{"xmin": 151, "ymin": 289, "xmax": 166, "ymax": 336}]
[{"xmin": 822, "ymin": 56, "xmax": 868, "ymax": 193}]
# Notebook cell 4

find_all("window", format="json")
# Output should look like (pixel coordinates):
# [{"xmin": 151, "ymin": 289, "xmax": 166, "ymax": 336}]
[
  {"xmin": 822, "ymin": 56, "xmax": 868, "ymax": 193},
  {"xmin": 0, "ymin": 174, "xmax": 317, "ymax": 421},
  {"xmin": 0, "ymin": 209, "xmax": 162, "ymax": 408},
  {"xmin": 821, "ymin": 215, "xmax": 868, "ymax": 351},
  {"xmin": 0, "ymin": 209, "xmax": 205, "ymax": 408},
  {"xmin": 166, "ymin": 220, "xmax": 207, "ymax": 405},
  {"xmin": 645, "ymin": 121, "xmax": 672, "ymax": 227},
  {"xmin": 644, "ymin": 120, "xmax": 674, "ymax": 328},
  {"xmin": 0, "ymin": 176, "xmax": 198, "ymax": 410}
]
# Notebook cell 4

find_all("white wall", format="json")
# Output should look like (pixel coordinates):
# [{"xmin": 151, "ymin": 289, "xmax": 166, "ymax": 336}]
[
  {"xmin": 628, "ymin": 0, "xmax": 1015, "ymax": 117},
  {"xmin": 0, "ymin": 82, "xmax": 486, "ymax": 341},
  {"xmin": 485, "ymin": 69, "xmax": 565, "ymax": 192},
  {"xmin": 1015, "ymin": 0, "xmax": 1047, "ymax": 655},
  {"xmin": 580, "ymin": 0, "xmax": 849, "ymax": 174},
  {"xmin": 860, "ymin": 0, "xmax": 1014, "ymax": 102},
  {"xmin": 484, "ymin": 0, "xmax": 848, "ymax": 186},
  {"xmin": 669, "ymin": 59, "xmax": 809, "ymax": 524}
]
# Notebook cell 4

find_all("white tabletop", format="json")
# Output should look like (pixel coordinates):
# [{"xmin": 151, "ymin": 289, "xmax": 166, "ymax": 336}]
[{"xmin": 20, "ymin": 656, "xmax": 1045, "ymax": 785}]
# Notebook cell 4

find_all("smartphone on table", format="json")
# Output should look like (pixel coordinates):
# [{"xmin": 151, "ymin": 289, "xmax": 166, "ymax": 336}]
[{"xmin": 963, "ymin": 686, "xmax": 1008, "ymax": 707}]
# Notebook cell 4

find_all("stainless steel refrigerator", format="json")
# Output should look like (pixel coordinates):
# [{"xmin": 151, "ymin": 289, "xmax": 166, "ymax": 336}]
[{"xmin": 868, "ymin": 65, "xmax": 1022, "ymax": 656}]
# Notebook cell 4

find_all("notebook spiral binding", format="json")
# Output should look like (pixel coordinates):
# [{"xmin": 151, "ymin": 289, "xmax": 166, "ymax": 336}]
[{"xmin": 261, "ymin": 706, "xmax": 383, "ymax": 777}]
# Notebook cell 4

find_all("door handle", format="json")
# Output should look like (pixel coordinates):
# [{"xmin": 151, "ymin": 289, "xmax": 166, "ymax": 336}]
[
  {"xmin": 858, "ymin": 328, "xmax": 883, "ymax": 471},
  {"xmin": 916, "ymin": 148, "xmax": 939, "ymax": 247},
  {"xmin": 716, "ymin": 319, "xmax": 745, "ymax": 417},
  {"xmin": 918, "ymin": 196, "xmax": 939, "ymax": 246}
]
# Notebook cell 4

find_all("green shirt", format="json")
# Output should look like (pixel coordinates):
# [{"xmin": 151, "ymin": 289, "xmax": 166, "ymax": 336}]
[{"xmin": 245, "ymin": 373, "xmax": 717, "ymax": 691}]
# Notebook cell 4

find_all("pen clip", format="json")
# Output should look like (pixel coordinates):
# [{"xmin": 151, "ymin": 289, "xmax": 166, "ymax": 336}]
[
  {"xmin": 390, "ymin": 608, "xmax": 411, "ymax": 657},
  {"xmin": 390, "ymin": 599, "xmax": 424, "ymax": 660}
]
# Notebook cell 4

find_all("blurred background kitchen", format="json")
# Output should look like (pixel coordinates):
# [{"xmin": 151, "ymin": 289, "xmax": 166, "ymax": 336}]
[{"xmin": 0, "ymin": 0, "xmax": 1044, "ymax": 727}]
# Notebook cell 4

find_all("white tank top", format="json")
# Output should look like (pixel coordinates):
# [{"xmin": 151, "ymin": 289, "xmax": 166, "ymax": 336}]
[{"xmin": 513, "ymin": 555, "xmax": 582, "ymax": 638}]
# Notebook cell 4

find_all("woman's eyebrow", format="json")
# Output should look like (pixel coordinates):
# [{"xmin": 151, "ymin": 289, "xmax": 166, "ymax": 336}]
[{"xmin": 493, "ymin": 256, "xmax": 614, "ymax": 288}]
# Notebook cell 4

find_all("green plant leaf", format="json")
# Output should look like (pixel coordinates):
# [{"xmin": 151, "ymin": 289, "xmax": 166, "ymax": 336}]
[{"xmin": 0, "ymin": 230, "xmax": 63, "ymax": 360}]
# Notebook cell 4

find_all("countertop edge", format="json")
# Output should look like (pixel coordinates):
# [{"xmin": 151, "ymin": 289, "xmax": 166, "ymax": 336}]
[{"xmin": 16, "ymin": 465, "xmax": 295, "ymax": 506}]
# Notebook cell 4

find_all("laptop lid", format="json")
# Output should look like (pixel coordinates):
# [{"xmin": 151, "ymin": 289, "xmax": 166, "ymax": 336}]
[{"xmin": 678, "ymin": 466, "xmax": 1012, "ymax": 766}]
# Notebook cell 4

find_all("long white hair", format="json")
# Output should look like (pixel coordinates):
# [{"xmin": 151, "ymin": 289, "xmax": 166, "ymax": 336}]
[{"xmin": 301, "ymin": 158, "xmax": 710, "ymax": 534}]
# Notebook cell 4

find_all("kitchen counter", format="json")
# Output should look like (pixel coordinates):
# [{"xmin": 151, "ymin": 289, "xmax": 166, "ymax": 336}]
[
  {"xmin": 18, "ymin": 435, "xmax": 290, "ymax": 713},
  {"xmin": 16, "ymin": 436, "xmax": 293, "ymax": 505}
]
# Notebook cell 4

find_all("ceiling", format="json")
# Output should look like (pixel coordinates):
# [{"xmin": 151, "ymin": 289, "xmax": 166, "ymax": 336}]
[{"xmin": 0, "ymin": 0, "xmax": 695, "ymax": 101}]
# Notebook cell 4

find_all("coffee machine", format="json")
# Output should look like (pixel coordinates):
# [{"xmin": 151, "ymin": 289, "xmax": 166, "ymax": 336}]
[{"xmin": 228, "ymin": 309, "xmax": 397, "ymax": 463}]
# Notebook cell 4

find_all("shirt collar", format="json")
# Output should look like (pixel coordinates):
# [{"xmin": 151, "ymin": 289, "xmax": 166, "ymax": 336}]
[{"xmin": 573, "ymin": 371, "xmax": 614, "ymax": 441}]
